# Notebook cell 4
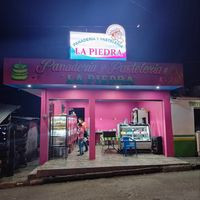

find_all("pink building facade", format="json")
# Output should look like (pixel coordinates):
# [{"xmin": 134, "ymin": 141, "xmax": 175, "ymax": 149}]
[{"xmin": 3, "ymin": 58, "xmax": 184, "ymax": 164}]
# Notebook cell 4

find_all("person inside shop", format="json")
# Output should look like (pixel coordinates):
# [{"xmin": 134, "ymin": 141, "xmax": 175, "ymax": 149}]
[
  {"xmin": 77, "ymin": 123, "xmax": 84, "ymax": 156},
  {"xmin": 78, "ymin": 118, "xmax": 88, "ymax": 152}
]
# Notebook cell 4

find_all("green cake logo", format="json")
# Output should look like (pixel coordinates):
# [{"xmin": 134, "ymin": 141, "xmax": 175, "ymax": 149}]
[{"xmin": 12, "ymin": 64, "xmax": 28, "ymax": 80}]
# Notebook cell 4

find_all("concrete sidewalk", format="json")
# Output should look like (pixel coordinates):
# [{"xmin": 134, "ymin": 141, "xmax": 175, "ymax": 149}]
[{"xmin": 0, "ymin": 146, "xmax": 200, "ymax": 189}]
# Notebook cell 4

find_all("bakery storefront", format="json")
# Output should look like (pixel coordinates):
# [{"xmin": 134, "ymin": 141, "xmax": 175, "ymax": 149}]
[
  {"xmin": 3, "ymin": 25, "xmax": 183, "ymax": 165},
  {"xmin": 3, "ymin": 58, "xmax": 183, "ymax": 164}
]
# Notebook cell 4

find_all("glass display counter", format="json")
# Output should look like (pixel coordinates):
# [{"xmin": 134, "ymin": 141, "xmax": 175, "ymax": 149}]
[{"xmin": 118, "ymin": 124, "xmax": 151, "ymax": 150}]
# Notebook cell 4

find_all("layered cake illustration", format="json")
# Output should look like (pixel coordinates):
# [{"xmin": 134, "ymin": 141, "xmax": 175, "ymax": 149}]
[{"xmin": 12, "ymin": 64, "xmax": 28, "ymax": 80}]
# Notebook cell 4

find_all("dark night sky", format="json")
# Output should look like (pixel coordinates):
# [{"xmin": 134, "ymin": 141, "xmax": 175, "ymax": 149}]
[{"xmin": 0, "ymin": 0, "xmax": 200, "ymax": 87}]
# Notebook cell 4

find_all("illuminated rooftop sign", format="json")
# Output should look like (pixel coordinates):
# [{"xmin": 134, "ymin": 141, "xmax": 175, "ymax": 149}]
[{"xmin": 70, "ymin": 24, "xmax": 126, "ymax": 61}]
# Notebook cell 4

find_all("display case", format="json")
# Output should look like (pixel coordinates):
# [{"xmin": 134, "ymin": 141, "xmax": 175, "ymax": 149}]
[
  {"xmin": 119, "ymin": 124, "xmax": 150, "ymax": 141},
  {"xmin": 49, "ymin": 115, "xmax": 68, "ymax": 159},
  {"xmin": 118, "ymin": 124, "xmax": 151, "ymax": 150},
  {"xmin": 67, "ymin": 115, "xmax": 77, "ymax": 137},
  {"xmin": 49, "ymin": 114, "xmax": 78, "ymax": 159},
  {"xmin": 66, "ymin": 115, "xmax": 78, "ymax": 148}
]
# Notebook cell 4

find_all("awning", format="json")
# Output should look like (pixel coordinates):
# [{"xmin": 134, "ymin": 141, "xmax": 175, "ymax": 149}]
[{"xmin": 0, "ymin": 104, "xmax": 20, "ymax": 124}]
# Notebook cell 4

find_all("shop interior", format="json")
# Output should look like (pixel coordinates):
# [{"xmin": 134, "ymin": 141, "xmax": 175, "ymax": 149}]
[{"xmin": 48, "ymin": 98, "xmax": 164, "ymax": 160}]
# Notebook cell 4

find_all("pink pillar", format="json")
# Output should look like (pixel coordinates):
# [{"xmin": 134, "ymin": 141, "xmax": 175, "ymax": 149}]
[
  {"xmin": 163, "ymin": 95, "xmax": 174, "ymax": 157},
  {"xmin": 39, "ymin": 90, "xmax": 49, "ymax": 164},
  {"xmin": 89, "ymin": 98, "xmax": 95, "ymax": 160}
]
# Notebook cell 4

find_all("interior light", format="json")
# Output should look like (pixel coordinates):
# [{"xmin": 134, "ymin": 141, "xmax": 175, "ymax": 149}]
[
  {"xmin": 136, "ymin": 24, "xmax": 141, "ymax": 28},
  {"xmin": 156, "ymin": 86, "xmax": 160, "ymax": 89},
  {"xmin": 73, "ymin": 85, "xmax": 77, "ymax": 88},
  {"xmin": 27, "ymin": 84, "xmax": 32, "ymax": 88},
  {"xmin": 116, "ymin": 85, "xmax": 120, "ymax": 89}
]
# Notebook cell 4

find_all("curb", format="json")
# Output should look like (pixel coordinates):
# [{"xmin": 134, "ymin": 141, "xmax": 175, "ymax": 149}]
[
  {"xmin": 34, "ymin": 164, "xmax": 200, "ymax": 184},
  {"xmin": 36, "ymin": 166, "xmax": 163, "ymax": 184},
  {"xmin": 0, "ymin": 163, "xmax": 200, "ymax": 189}
]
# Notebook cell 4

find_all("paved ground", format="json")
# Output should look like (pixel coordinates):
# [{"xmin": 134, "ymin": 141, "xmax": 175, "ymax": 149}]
[
  {"xmin": 1, "ymin": 145, "xmax": 199, "ymax": 185},
  {"xmin": 37, "ymin": 145, "xmax": 189, "ymax": 171},
  {"xmin": 0, "ymin": 160, "xmax": 39, "ymax": 184},
  {"xmin": 179, "ymin": 157, "xmax": 200, "ymax": 165},
  {"xmin": 1, "ymin": 170, "xmax": 200, "ymax": 200}
]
